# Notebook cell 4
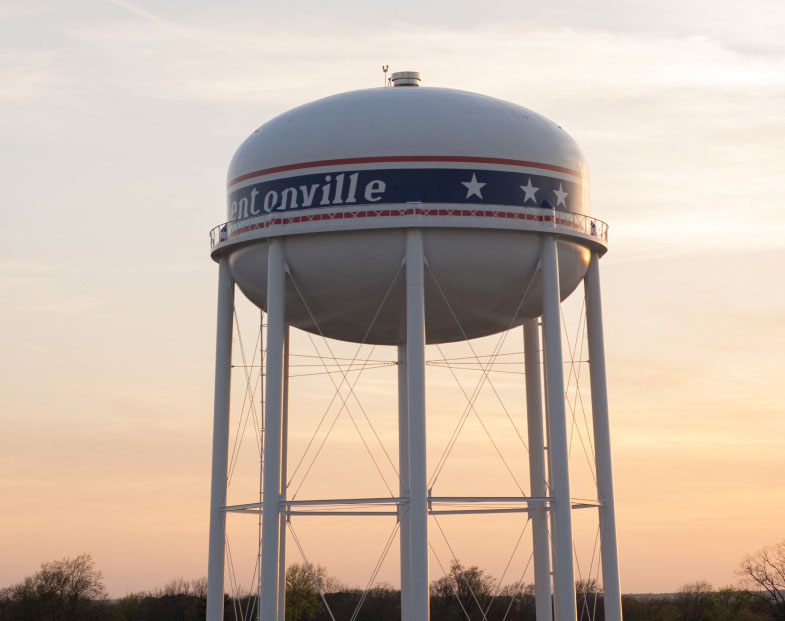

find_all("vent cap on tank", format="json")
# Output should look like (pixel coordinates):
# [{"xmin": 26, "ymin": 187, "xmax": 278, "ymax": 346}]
[{"xmin": 391, "ymin": 71, "xmax": 421, "ymax": 86}]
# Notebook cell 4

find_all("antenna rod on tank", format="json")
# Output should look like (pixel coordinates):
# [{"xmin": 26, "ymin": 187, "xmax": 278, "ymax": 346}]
[{"xmin": 382, "ymin": 64, "xmax": 389, "ymax": 87}]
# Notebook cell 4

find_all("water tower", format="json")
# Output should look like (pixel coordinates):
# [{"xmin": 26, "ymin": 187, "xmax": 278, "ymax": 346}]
[{"xmin": 207, "ymin": 71, "xmax": 622, "ymax": 621}]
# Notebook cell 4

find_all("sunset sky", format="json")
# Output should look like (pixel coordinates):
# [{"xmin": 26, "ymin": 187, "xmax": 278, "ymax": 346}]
[{"xmin": 2, "ymin": 0, "xmax": 784, "ymax": 599}]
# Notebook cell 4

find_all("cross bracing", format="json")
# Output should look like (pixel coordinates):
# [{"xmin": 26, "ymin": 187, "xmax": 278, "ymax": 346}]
[{"xmin": 214, "ymin": 260, "xmax": 611, "ymax": 621}]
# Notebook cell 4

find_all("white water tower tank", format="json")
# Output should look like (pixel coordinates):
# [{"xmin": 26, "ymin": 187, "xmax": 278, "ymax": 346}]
[{"xmin": 214, "ymin": 72, "xmax": 604, "ymax": 344}]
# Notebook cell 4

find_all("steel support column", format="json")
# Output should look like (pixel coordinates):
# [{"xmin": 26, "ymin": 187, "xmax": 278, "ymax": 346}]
[
  {"xmin": 261, "ymin": 240, "xmax": 286, "ymax": 620},
  {"xmin": 524, "ymin": 319, "xmax": 553, "ymax": 621},
  {"xmin": 405, "ymin": 230, "xmax": 429, "ymax": 620},
  {"xmin": 584, "ymin": 252, "xmax": 623, "ymax": 621},
  {"xmin": 398, "ymin": 344, "xmax": 412, "ymax": 621},
  {"xmin": 207, "ymin": 258, "xmax": 235, "ymax": 621},
  {"xmin": 540, "ymin": 236, "xmax": 577, "ymax": 621},
  {"xmin": 277, "ymin": 326, "xmax": 290, "ymax": 621}
]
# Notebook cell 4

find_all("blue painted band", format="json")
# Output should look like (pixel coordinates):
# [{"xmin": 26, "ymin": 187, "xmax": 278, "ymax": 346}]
[{"xmin": 226, "ymin": 168, "xmax": 584, "ymax": 221}]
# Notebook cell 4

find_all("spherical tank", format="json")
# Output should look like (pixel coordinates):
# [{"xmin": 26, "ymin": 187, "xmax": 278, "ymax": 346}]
[{"xmin": 212, "ymin": 74, "xmax": 607, "ymax": 345}]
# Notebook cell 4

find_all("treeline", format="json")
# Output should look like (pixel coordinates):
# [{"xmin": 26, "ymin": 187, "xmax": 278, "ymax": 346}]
[
  {"xmin": 1, "ymin": 549, "xmax": 784, "ymax": 620},
  {"xmin": 297, "ymin": 573, "xmax": 774, "ymax": 621},
  {"xmin": 621, "ymin": 583, "xmax": 772, "ymax": 621},
  {"xmin": 0, "ymin": 556, "xmax": 209, "ymax": 621}
]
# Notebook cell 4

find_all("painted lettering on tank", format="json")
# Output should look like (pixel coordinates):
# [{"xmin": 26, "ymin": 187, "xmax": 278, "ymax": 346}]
[
  {"xmin": 226, "ymin": 167, "xmax": 584, "ymax": 221},
  {"xmin": 300, "ymin": 184, "xmax": 319, "ymax": 207},
  {"xmin": 239, "ymin": 171, "xmax": 387, "ymax": 215}
]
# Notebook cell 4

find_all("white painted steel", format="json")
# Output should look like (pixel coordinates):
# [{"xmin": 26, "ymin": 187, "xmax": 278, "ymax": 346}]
[
  {"xmin": 398, "ymin": 345, "xmax": 412, "ymax": 621},
  {"xmin": 207, "ymin": 258, "xmax": 235, "ymax": 621},
  {"xmin": 261, "ymin": 240, "xmax": 286, "ymax": 621},
  {"xmin": 226, "ymin": 495, "xmax": 593, "ymax": 511},
  {"xmin": 210, "ymin": 81, "xmax": 622, "ymax": 621},
  {"xmin": 286, "ymin": 497, "xmax": 401, "ymax": 506},
  {"xmin": 225, "ymin": 224, "xmax": 594, "ymax": 346},
  {"xmin": 429, "ymin": 496, "xmax": 548, "ymax": 503},
  {"xmin": 584, "ymin": 252, "xmax": 623, "ymax": 621},
  {"xmin": 258, "ymin": 311, "xmax": 265, "ymax": 621},
  {"xmin": 391, "ymin": 71, "xmax": 421, "ymax": 86},
  {"xmin": 541, "ymin": 235, "xmax": 578, "ymax": 621},
  {"xmin": 429, "ymin": 508, "xmax": 532, "ymax": 516},
  {"xmin": 287, "ymin": 511, "xmax": 398, "ymax": 517},
  {"xmin": 524, "ymin": 319, "xmax": 553, "ymax": 621},
  {"xmin": 405, "ymin": 230, "xmax": 430, "ymax": 621},
  {"xmin": 277, "ymin": 327, "xmax": 290, "ymax": 621},
  {"xmin": 228, "ymin": 88, "xmax": 586, "ymax": 187},
  {"xmin": 224, "ymin": 498, "xmax": 401, "ymax": 512},
  {"xmin": 214, "ymin": 207, "xmax": 607, "ymax": 250},
  {"xmin": 221, "ymin": 83, "xmax": 602, "ymax": 346}
]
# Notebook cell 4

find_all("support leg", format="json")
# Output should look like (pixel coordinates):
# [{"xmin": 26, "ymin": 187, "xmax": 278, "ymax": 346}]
[
  {"xmin": 584, "ymin": 252, "xmax": 623, "ymax": 621},
  {"xmin": 398, "ymin": 344, "xmax": 411, "ymax": 621},
  {"xmin": 524, "ymin": 319, "xmax": 553, "ymax": 621},
  {"xmin": 540, "ymin": 236, "xmax": 577, "ymax": 621},
  {"xmin": 207, "ymin": 258, "xmax": 235, "ymax": 621},
  {"xmin": 261, "ymin": 240, "xmax": 286, "ymax": 620},
  {"xmin": 277, "ymin": 326, "xmax": 290, "ymax": 621},
  {"xmin": 406, "ymin": 230, "xmax": 430, "ymax": 621}
]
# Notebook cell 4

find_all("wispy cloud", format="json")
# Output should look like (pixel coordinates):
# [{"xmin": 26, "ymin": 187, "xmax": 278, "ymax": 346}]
[
  {"xmin": 106, "ymin": 0, "xmax": 255, "ymax": 63},
  {"xmin": 0, "ymin": 48, "xmax": 57, "ymax": 102},
  {"xmin": 56, "ymin": 17, "xmax": 785, "ymax": 102},
  {"xmin": 22, "ymin": 344, "xmax": 49, "ymax": 352}
]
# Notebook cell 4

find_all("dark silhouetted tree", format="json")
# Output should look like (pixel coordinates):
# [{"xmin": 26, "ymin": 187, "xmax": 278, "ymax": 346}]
[
  {"xmin": 0, "ymin": 554, "xmax": 108, "ymax": 621},
  {"xmin": 430, "ymin": 561, "xmax": 496, "ymax": 620},
  {"xmin": 576, "ymin": 577, "xmax": 603, "ymax": 620},
  {"xmin": 738, "ymin": 540, "xmax": 785, "ymax": 621},
  {"xmin": 675, "ymin": 581, "xmax": 716, "ymax": 621}
]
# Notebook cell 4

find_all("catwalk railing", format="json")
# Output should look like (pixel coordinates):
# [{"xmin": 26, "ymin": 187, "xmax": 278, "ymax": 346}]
[{"xmin": 209, "ymin": 205, "xmax": 609, "ymax": 249}]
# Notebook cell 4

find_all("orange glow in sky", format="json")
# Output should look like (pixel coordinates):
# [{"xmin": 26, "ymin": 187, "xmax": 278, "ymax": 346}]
[{"xmin": 1, "ymin": 0, "xmax": 784, "ymax": 599}]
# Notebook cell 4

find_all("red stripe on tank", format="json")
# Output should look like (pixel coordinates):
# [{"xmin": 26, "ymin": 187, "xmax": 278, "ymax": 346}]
[{"xmin": 228, "ymin": 155, "xmax": 583, "ymax": 186}]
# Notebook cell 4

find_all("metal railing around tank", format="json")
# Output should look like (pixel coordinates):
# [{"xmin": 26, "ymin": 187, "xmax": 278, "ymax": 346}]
[{"xmin": 209, "ymin": 205, "xmax": 608, "ymax": 249}]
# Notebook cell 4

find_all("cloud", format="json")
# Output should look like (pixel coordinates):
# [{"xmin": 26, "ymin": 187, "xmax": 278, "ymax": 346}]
[
  {"xmin": 105, "ymin": 0, "xmax": 254, "ymax": 63},
  {"xmin": 50, "ymin": 15, "xmax": 783, "ymax": 102},
  {"xmin": 0, "ymin": 48, "xmax": 57, "ymax": 102}
]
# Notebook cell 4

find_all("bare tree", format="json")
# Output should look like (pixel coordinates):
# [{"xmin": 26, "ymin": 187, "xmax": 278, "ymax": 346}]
[
  {"xmin": 675, "ymin": 580, "xmax": 715, "ymax": 621},
  {"xmin": 430, "ymin": 560, "xmax": 496, "ymax": 620},
  {"xmin": 738, "ymin": 540, "xmax": 785, "ymax": 620},
  {"xmin": 151, "ymin": 576, "xmax": 206, "ymax": 598},
  {"xmin": 0, "ymin": 553, "xmax": 108, "ymax": 621},
  {"xmin": 576, "ymin": 577, "xmax": 601, "ymax": 620}
]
